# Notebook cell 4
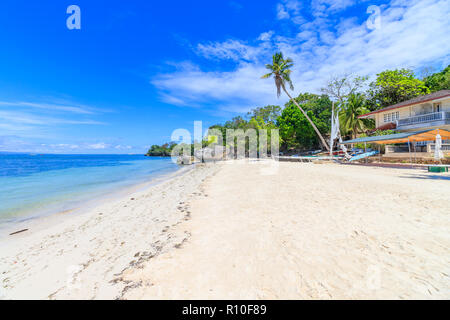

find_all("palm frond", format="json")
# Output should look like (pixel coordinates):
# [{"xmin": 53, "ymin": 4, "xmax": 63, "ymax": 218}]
[{"xmin": 262, "ymin": 52, "xmax": 295, "ymax": 97}]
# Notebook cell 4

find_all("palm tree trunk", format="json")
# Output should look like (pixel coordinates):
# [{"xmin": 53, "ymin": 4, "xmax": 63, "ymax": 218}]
[{"xmin": 283, "ymin": 88, "xmax": 330, "ymax": 152}]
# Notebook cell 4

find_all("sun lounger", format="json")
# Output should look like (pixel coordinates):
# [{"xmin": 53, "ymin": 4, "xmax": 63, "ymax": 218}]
[{"xmin": 348, "ymin": 150, "xmax": 379, "ymax": 162}]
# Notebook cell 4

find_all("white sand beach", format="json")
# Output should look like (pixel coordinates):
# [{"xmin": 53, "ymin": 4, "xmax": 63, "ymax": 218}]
[
  {"xmin": 1, "ymin": 160, "xmax": 449, "ymax": 299},
  {"xmin": 0, "ymin": 164, "xmax": 219, "ymax": 299}
]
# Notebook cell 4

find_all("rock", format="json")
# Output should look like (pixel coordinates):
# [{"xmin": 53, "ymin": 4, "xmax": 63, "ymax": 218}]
[{"xmin": 177, "ymin": 155, "xmax": 193, "ymax": 165}]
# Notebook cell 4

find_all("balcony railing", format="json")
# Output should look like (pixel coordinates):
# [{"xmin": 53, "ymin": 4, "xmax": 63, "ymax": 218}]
[
  {"xmin": 397, "ymin": 111, "xmax": 450, "ymax": 127},
  {"xmin": 428, "ymin": 143, "xmax": 450, "ymax": 153},
  {"xmin": 386, "ymin": 144, "xmax": 450, "ymax": 153}
]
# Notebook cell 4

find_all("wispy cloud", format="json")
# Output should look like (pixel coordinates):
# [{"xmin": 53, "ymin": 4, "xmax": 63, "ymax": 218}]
[
  {"xmin": 0, "ymin": 101, "xmax": 98, "ymax": 114},
  {"xmin": 152, "ymin": 0, "xmax": 450, "ymax": 115},
  {"xmin": 0, "ymin": 97, "xmax": 107, "ymax": 138},
  {"xmin": 258, "ymin": 31, "xmax": 275, "ymax": 41},
  {"xmin": 311, "ymin": 0, "xmax": 358, "ymax": 16},
  {"xmin": 277, "ymin": 0, "xmax": 305, "ymax": 24},
  {"xmin": 152, "ymin": 63, "xmax": 276, "ymax": 113},
  {"xmin": 277, "ymin": 3, "xmax": 290, "ymax": 19},
  {"xmin": 229, "ymin": 1, "xmax": 243, "ymax": 12},
  {"xmin": 0, "ymin": 136, "xmax": 135, "ymax": 154},
  {"xmin": 0, "ymin": 110, "xmax": 105, "ymax": 127},
  {"xmin": 196, "ymin": 39, "xmax": 269, "ymax": 62}
]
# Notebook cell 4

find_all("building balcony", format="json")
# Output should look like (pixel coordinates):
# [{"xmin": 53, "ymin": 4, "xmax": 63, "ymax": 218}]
[{"xmin": 396, "ymin": 111, "xmax": 450, "ymax": 131}]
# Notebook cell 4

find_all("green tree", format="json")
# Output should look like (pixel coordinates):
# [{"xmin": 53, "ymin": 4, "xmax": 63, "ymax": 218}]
[
  {"xmin": 247, "ymin": 107, "xmax": 280, "ymax": 155},
  {"xmin": 146, "ymin": 142, "xmax": 178, "ymax": 156},
  {"xmin": 368, "ymin": 69, "xmax": 430, "ymax": 109},
  {"xmin": 294, "ymin": 93, "xmax": 332, "ymax": 122},
  {"xmin": 339, "ymin": 93, "xmax": 372, "ymax": 139},
  {"xmin": 261, "ymin": 52, "xmax": 330, "ymax": 151},
  {"xmin": 223, "ymin": 116, "xmax": 248, "ymax": 129},
  {"xmin": 246, "ymin": 105, "xmax": 281, "ymax": 125},
  {"xmin": 277, "ymin": 93, "xmax": 332, "ymax": 151},
  {"xmin": 423, "ymin": 65, "xmax": 450, "ymax": 92}
]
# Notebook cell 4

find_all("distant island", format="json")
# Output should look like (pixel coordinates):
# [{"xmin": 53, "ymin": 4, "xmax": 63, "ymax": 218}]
[{"xmin": 146, "ymin": 142, "xmax": 178, "ymax": 157}]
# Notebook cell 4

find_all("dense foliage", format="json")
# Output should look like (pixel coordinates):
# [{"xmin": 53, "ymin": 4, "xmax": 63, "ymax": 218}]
[
  {"xmin": 277, "ymin": 93, "xmax": 331, "ymax": 151},
  {"xmin": 146, "ymin": 142, "xmax": 177, "ymax": 156},
  {"xmin": 339, "ymin": 93, "xmax": 373, "ymax": 139},
  {"xmin": 423, "ymin": 65, "xmax": 450, "ymax": 92},
  {"xmin": 367, "ymin": 69, "xmax": 430, "ymax": 109}
]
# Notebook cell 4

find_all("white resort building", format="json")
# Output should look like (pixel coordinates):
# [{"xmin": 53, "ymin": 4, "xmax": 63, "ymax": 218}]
[
  {"xmin": 347, "ymin": 90, "xmax": 450, "ymax": 159},
  {"xmin": 359, "ymin": 90, "xmax": 450, "ymax": 132}
]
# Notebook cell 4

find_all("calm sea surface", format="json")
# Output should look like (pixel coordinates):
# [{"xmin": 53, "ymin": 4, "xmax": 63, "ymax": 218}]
[{"xmin": 0, "ymin": 154, "xmax": 180, "ymax": 224}]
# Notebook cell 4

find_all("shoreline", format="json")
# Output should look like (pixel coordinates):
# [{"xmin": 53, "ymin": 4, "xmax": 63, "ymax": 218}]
[
  {"xmin": 0, "ymin": 162, "xmax": 219, "ymax": 299},
  {"xmin": 0, "ymin": 163, "xmax": 190, "ymax": 239}
]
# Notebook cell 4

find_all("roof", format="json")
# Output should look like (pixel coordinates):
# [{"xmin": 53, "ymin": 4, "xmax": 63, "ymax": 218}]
[
  {"xmin": 343, "ymin": 129, "xmax": 450, "ymax": 145},
  {"xmin": 359, "ymin": 90, "xmax": 450, "ymax": 118}
]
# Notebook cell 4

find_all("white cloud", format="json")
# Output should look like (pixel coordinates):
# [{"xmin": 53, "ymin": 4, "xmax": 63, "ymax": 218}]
[
  {"xmin": 284, "ymin": 0, "xmax": 302, "ymax": 13},
  {"xmin": 0, "ymin": 99, "xmax": 106, "ymax": 138},
  {"xmin": 277, "ymin": 3, "xmax": 290, "ymax": 19},
  {"xmin": 114, "ymin": 144, "xmax": 132, "ymax": 150},
  {"xmin": 152, "ymin": 62, "xmax": 279, "ymax": 113},
  {"xmin": 48, "ymin": 143, "xmax": 80, "ymax": 150},
  {"xmin": 0, "ymin": 135, "xmax": 139, "ymax": 154},
  {"xmin": 294, "ymin": 29, "xmax": 312, "ymax": 41},
  {"xmin": 197, "ymin": 39, "xmax": 267, "ymax": 62},
  {"xmin": 277, "ymin": 0, "xmax": 304, "ymax": 23},
  {"xmin": 258, "ymin": 31, "xmax": 275, "ymax": 41},
  {"xmin": 0, "ymin": 110, "xmax": 105, "ymax": 127},
  {"xmin": 151, "ymin": 0, "xmax": 450, "ymax": 115},
  {"xmin": 0, "ymin": 100, "xmax": 98, "ymax": 114},
  {"xmin": 87, "ymin": 143, "xmax": 108, "ymax": 150},
  {"xmin": 311, "ymin": 0, "xmax": 358, "ymax": 17}
]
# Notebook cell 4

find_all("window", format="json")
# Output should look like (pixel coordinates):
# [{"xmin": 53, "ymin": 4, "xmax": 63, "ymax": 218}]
[
  {"xmin": 383, "ymin": 111, "xmax": 400, "ymax": 123},
  {"xmin": 394, "ymin": 111, "xmax": 399, "ymax": 120}
]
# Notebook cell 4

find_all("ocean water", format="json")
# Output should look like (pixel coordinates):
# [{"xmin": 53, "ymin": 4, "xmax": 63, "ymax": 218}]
[{"xmin": 0, "ymin": 154, "xmax": 180, "ymax": 224}]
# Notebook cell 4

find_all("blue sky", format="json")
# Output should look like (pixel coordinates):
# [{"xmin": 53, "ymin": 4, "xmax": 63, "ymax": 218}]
[{"xmin": 0, "ymin": 0, "xmax": 449, "ymax": 154}]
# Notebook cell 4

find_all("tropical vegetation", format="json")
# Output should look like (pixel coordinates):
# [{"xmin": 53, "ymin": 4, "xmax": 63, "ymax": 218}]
[
  {"xmin": 423, "ymin": 65, "xmax": 450, "ymax": 92},
  {"xmin": 367, "ymin": 69, "xmax": 430, "ymax": 109},
  {"xmin": 339, "ymin": 93, "xmax": 371, "ymax": 139},
  {"xmin": 261, "ymin": 52, "xmax": 330, "ymax": 151},
  {"xmin": 147, "ymin": 57, "xmax": 449, "ymax": 157}
]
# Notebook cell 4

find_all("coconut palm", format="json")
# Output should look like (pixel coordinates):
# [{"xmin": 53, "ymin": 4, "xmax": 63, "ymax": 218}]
[
  {"xmin": 339, "ymin": 93, "xmax": 370, "ymax": 139},
  {"xmin": 261, "ymin": 52, "xmax": 330, "ymax": 151}
]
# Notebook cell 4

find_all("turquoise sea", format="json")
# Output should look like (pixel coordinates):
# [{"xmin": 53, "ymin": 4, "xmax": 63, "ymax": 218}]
[{"xmin": 0, "ymin": 154, "xmax": 180, "ymax": 224}]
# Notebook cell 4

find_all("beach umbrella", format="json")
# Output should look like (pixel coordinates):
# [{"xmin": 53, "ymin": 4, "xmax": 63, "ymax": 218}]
[{"xmin": 434, "ymin": 133, "xmax": 444, "ymax": 162}]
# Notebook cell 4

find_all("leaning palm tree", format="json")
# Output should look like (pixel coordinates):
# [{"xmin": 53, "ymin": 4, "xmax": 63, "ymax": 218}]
[
  {"xmin": 339, "ymin": 93, "xmax": 370, "ymax": 139},
  {"xmin": 261, "ymin": 52, "xmax": 330, "ymax": 151}
]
